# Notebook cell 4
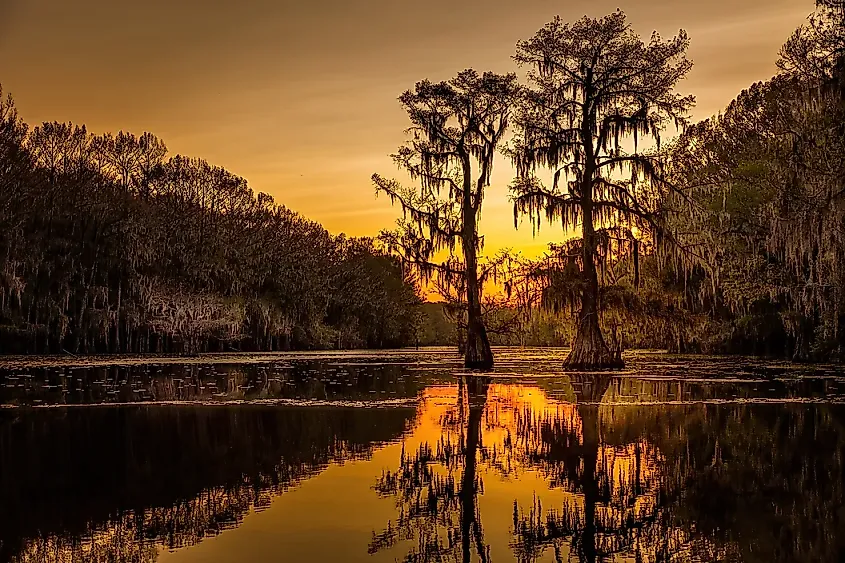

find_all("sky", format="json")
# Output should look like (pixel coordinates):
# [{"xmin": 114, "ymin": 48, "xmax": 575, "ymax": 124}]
[{"xmin": 0, "ymin": 0, "xmax": 816, "ymax": 258}]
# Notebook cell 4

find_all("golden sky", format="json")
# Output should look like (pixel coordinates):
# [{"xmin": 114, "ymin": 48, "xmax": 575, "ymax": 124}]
[{"xmin": 0, "ymin": 0, "xmax": 814, "ymax": 257}]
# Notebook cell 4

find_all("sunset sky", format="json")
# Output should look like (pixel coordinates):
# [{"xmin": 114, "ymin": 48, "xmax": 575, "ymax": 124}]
[{"xmin": 0, "ymin": 0, "xmax": 815, "ymax": 257}]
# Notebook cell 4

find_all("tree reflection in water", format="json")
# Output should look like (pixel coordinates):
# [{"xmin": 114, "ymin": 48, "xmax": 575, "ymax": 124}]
[
  {"xmin": 510, "ymin": 375, "xmax": 845, "ymax": 563},
  {"xmin": 510, "ymin": 374, "xmax": 686, "ymax": 562},
  {"xmin": 0, "ymin": 405, "xmax": 416, "ymax": 562},
  {"xmin": 370, "ymin": 376, "xmax": 492, "ymax": 562},
  {"xmin": 2, "ymin": 369, "xmax": 844, "ymax": 563},
  {"xmin": 372, "ymin": 375, "xmax": 845, "ymax": 563}
]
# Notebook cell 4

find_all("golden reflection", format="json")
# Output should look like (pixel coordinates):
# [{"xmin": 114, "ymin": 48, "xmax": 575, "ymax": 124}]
[
  {"xmin": 1, "ymin": 405, "xmax": 416, "ymax": 563},
  {"xmin": 374, "ymin": 378, "xmax": 729, "ymax": 563}
]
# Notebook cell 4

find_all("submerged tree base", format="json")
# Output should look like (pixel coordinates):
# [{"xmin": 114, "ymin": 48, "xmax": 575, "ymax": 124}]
[
  {"xmin": 464, "ymin": 346, "xmax": 494, "ymax": 370},
  {"xmin": 464, "ymin": 324, "xmax": 494, "ymax": 371},
  {"xmin": 465, "ymin": 357, "xmax": 494, "ymax": 370},
  {"xmin": 563, "ymin": 317, "xmax": 625, "ymax": 372}
]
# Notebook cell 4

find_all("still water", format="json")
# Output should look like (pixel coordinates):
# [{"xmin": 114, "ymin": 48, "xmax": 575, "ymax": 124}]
[{"xmin": 1, "ymin": 348, "xmax": 844, "ymax": 562}]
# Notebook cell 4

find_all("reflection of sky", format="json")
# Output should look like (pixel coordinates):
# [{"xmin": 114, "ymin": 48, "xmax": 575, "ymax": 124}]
[{"xmin": 7, "ymin": 348, "xmax": 845, "ymax": 562}]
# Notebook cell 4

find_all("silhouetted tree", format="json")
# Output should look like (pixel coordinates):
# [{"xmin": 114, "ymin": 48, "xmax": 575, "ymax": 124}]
[
  {"xmin": 510, "ymin": 11, "xmax": 694, "ymax": 370},
  {"xmin": 374, "ymin": 70, "xmax": 520, "ymax": 369}
]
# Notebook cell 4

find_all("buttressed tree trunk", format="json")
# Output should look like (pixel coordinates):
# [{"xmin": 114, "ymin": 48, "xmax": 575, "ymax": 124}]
[
  {"xmin": 564, "ymin": 203, "xmax": 623, "ymax": 371},
  {"xmin": 464, "ymin": 257, "xmax": 493, "ymax": 369}
]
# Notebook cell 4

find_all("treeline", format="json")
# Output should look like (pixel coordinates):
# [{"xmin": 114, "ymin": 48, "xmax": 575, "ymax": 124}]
[{"xmin": 0, "ymin": 94, "xmax": 422, "ymax": 354}]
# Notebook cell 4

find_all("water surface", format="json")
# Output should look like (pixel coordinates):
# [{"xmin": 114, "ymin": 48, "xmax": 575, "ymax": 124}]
[{"xmin": 1, "ymin": 348, "xmax": 843, "ymax": 562}]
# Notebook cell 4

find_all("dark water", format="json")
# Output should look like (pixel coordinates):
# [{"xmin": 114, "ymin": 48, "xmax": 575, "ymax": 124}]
[{"xmin": 1, "ymin": 348, "xmax": 844, "ymax": 562}]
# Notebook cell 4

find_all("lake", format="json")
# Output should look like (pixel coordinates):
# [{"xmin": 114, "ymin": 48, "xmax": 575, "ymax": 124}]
[{"xmin": 1, "ymin": 347, "xmax": 844, "ymax": 562}]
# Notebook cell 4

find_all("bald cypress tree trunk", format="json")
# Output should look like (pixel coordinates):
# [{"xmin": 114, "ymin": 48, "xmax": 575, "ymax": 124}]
[
  {"xmin": 563, "ymin": 198, "xmax": 623, "ymax": 371},
  {"xmin": 462, "ymin": 168, "xmax": 493, "ymax": 371},
  {"xmin": 464, "ymin": 247, "xmax": 492, "ymax": 370}
]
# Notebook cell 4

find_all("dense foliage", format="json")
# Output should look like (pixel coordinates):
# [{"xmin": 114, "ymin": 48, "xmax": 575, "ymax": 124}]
[
  {"xmin": 500, "ymin": 2, "xmax": 845, "ymax": 362},
  {"xmin": 0, "ymin": 91, "xmax": 422, "ymax": 354},
  {"xmin": 661, "ymin": 0, "xmax": 845, "ymax": 360}
]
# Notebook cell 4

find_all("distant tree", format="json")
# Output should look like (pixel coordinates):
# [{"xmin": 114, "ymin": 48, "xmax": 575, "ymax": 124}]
[
  {"xmin": 374, "ymin": 70, "xmax": 520, "ymax": 369},
  {"xmin": 327, "ymin": 236, "xmax": 423, "ymax": 349},
  {"xmin": 94, "ymin": 131, "xmax": 167, "ymax": 195},
  {"xmin": 510, "ymin": 11, "xmax": 694, "ymax": 370},
  {"xmin": 0, "ymin": 86, "xmax": 33, "ymax": 237}
]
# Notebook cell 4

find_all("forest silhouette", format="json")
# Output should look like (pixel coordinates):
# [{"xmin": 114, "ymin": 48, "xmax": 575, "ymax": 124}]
[{"xmin": 0, "ymin": 102, "xmax": 423, "ymax": 354}]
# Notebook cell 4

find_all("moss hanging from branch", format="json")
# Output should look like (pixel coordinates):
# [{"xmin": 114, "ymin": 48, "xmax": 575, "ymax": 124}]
[{"xmin": 373, "ymin": 70, "xmax": 520, "ymax": 370}]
